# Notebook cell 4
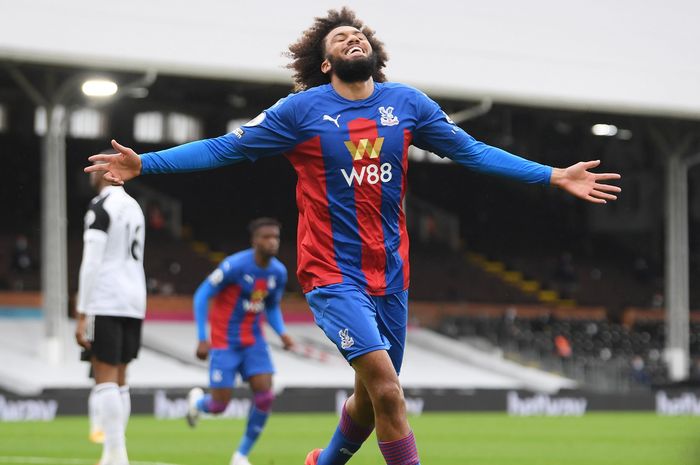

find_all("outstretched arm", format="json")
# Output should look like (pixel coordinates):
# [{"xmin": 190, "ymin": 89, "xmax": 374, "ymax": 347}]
[
  {"xmin": 413, "ymin": 90, "xmax": 621, "ymax": 203},
  {"xmin": 85, "ymin": 95, "xmax": 300, "ymax": 185},
  {"xmin": 85, "ymin": 136, "xmax": 247, "ymax": 186},
  {"xmin": 449, "ymin": 144, "xmax": 621, "ymax": 203}
]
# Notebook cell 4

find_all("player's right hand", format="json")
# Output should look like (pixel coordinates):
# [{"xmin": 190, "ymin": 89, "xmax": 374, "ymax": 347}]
[
  {"xmin": 75, "ymin": 314, "xmax": 91, "ymax": 350},
  {"xmin": 84, "ymin": 139, "xmax": 142, "ymax": 186},
  {"xmin": 195, "ymin": 340, "xmax": 210, "ymax": 360}
]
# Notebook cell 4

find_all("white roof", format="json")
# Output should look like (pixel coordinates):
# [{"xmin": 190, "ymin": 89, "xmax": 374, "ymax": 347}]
[{"xmin": 2, "ymin": 0, "xmax": 698, "ymax": 118}]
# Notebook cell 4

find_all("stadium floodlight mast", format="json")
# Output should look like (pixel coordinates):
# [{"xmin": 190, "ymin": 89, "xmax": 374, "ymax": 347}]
[
  {"xmin": 662, "ymin": 144, "xmax": 700, "ymax": 382},
  {"xmin": 5, "ymin": 65, "xmax": 156, "ymax": 365},
  {"xmin": 648, "ymin": 128, "xmax": 699, "ymax": 383}
]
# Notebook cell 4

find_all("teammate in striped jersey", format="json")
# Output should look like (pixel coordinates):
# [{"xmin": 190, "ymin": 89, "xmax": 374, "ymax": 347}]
[{"xmin": 186, "ymin": 218, "xmax": 294, "ymax": 465}]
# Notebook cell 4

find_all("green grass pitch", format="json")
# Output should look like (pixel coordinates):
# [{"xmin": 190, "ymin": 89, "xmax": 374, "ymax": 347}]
[{"xmin": 0, "ymin": 413, "xmax": 698, "ymax": 465}]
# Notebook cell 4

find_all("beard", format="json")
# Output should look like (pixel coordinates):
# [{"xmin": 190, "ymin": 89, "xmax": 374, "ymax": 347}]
[{"xmin": 328, "ymin": 52, "xmax": 377, "ymax": 83}]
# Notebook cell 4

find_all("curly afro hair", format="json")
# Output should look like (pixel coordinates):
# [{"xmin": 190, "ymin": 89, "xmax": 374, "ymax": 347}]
[{"xmin": 286, "ymin": 7, "xmax": 389, "ymax": 91}]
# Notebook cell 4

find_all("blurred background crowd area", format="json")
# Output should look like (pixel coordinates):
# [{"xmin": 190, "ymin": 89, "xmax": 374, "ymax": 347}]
[{"xmin": 0, "ymin": 67, "xmax": 698, "ymax": 392}]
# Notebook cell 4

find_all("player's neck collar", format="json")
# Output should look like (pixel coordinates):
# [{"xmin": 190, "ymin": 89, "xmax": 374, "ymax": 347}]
[{"xmin": 330, "ymin": 79, "xmax": 378, "ymax": 102}]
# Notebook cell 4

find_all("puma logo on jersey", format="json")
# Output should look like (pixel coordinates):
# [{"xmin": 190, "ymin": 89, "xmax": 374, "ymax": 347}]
[{"xmin": 323, "ymin": 114, "xmax": 341, "ymax": 128}]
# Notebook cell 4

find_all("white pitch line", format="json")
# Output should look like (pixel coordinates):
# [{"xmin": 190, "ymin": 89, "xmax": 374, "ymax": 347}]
[
  {"xmin": 0, "ymin": 458, "xmax": 89, "ymax": 465},
  {"xmin": 0, "ymin": 457, "xmax": 183, "ymax": 465}
]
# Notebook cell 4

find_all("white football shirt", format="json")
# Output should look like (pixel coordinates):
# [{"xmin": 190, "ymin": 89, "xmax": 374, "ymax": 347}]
[{"xmin": 77, "ymin": 186, "xmax": 146, "ymax": 319}]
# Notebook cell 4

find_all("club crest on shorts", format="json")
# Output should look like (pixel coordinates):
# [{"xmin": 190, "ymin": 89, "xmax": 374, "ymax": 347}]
[{"xmin": 339, "ymin": 328, "xmax": 354, "ymax": 349}]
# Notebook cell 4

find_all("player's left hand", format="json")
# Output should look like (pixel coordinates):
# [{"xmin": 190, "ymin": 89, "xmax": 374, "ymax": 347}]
[
  {"xmin": 195, "ymin": 340, "xmax": 210, "ymax": 360},
  {"xmin": 550, "ymin": 160, "xmax": 621, "ymax": 204},
  {"xmin": 281, "ymin": 334, "xmax": 295, "ymax": 351},
  {"xmin": 75, "ymin": 314, "xmax": 91, "ymax": 350}
]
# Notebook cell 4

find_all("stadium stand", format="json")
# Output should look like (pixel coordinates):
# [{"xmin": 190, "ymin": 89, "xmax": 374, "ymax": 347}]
[
  {"xmin": 0, "ymin": 315, "xmax": 575, "ymax": 396},
  {"xmin": 0, "ymin": 65, "xmax": 695, "ymax": 398},
  {"xmin": 436, "ymin": 308, "xmax": 700, "ymax": 391}
]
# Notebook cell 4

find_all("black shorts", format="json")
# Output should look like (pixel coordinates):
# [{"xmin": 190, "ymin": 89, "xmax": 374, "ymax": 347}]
[{"xmin": 87, "ymin": 315, "xmax": 143, "ymax": 365}]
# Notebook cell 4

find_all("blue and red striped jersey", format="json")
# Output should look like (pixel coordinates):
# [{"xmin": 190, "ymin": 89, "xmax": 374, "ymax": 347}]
[
  {"xmin": 143, "ymin": 82, "xmax": 552, "ymax": 296},
  {"xmin": 194, "ymin": 249, "xmax": 287, "ymax": 349}
]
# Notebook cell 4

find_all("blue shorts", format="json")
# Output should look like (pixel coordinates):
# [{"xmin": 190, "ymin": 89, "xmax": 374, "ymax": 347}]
[
  {"xmin": 305, "ymin": 282, "xmax": 408, "ymax": 373},
  {"xmin": 208, "ymin": 342, "xmax": 274, "ymax": 389}
]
